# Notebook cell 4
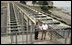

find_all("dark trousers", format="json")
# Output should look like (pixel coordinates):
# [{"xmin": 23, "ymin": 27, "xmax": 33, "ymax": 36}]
[
  {"xmin": 35, "ymin": 30, "xmax": 39, "ymax": 39},
  {"xmin": 41, "ymin": 30, "xmax": 47, "ymax": 40}
]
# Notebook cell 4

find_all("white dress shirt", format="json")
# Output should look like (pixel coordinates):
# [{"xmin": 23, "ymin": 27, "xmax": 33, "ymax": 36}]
[
  {"xmin": 39, "ymin": 25, "xmax": 42, "ymax": 30},
  {"xmin": 42, "ymin": 24, "xmax": 48, "ymax": 30}
]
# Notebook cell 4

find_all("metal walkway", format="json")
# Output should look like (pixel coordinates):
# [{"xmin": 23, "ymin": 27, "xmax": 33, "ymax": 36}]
[{"xmin": 1, "ymin": 2, "xmax": 71, "ymax": 44}]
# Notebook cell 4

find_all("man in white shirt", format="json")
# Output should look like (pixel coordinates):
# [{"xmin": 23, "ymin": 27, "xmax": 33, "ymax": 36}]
[
  {"xmin": 42, "ymin": 24, "xmax": 48, "ymax": 30},
  {"xmin": 39, "ymin": 24, "xmax": 42, "ymax": 31},
  {"xmin": 41, "ymin": 23, "xmax": 48, "ymax": 40}
]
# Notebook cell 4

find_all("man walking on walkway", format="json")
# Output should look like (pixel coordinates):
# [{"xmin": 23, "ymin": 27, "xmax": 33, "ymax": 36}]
[
  {"xmin": 35, "ymin": 22, "xmax": 39, "ymax": 40},
  {"xmin": 35, "ymin": 21, "xmax": 42, "ymax": 40},
  {"xmin": 41, "ymin": 23, "xmax": 48, "ymax": 40}
]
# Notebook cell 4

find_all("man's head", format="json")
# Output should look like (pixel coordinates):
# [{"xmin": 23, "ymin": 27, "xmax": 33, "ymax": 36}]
[
  {"xmin": 36, "ymin": 20, "xmax": 41, "ymax": 25},
  {"xmin": 36, "ymin": 22, "xmax": 38, "ymax": 25},
  {"xmin": 43, "ymin": 23, "xmax": 46, "ymax": 25}
]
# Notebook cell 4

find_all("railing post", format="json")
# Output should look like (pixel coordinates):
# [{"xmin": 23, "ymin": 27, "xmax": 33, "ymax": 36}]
[
  {"xmin": 69, "ymin": 36, "xmax": 71, "ymax": 44},
  {"xmin": 31, "ymin": 20, "xmax": 36, "ymax": 44},
  {"xmin": 30, "ymin": 21, "xmax": 33, "ymax": 44},
  {"xmin": 64, "ymin": 30, "xmax": 71, "ymax": 44},
  {"xmin": 64, "ymin": 29, "xmax": 67, "ymax": 44},
  {"xmin": 15, "ymin": 32, "xmax": 17, "ymax": 44},
  {"xmin": 10, "ymin": 32, "xmax": 13, "ymax": 44},
  {"xmin": 22, "ymin": 16, "xmax": 24, "ymax": 44},
  {"xmin": 26, "ymin": 18, "xmax": 29, "ymax": 44},
  {"xmin": 69, "ymin": 30, "xmax": 71, "ymax": 44},
  {"xmin": 65, "ymin": 38, "xmax": 67, "ymax": 44},
  {"xmin": 50, "ymin": 29, "xmax": 53, "ymax": 40}
]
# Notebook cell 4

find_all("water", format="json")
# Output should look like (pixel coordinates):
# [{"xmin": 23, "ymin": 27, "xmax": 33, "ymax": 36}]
[
  {"xmin": 53, "ymin": 1, "xmax": 71, "ymax": 15},
  {"xmin": 63, "ymin": 6, "xmax": 71, "ymax": 14}
]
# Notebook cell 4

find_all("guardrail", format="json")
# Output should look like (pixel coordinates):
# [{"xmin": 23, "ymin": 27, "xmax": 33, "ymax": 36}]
[{"xmin": 1, "ymin": 26, "xmax": 71, "ymax": 44}]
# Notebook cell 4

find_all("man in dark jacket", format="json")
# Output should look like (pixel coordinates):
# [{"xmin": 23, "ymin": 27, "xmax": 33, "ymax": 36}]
[
  {"xmin": 35, "ymin": 20, "xmax": 42, "ymax": 40},
  {"xmin": 35, "ymin": 22, "xmax": 39, "ymax": 40}
]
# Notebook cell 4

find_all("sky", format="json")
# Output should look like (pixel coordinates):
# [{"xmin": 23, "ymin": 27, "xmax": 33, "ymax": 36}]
[
  {"xmin": 52, "ymin": 1, "xmax": 71, "ymax": 7},
  {"xmin": 52, "ymin": 1, "xmax": 71, "ymax": 13}
]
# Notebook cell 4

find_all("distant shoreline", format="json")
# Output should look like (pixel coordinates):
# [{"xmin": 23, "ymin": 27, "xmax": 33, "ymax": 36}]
[{"xmin": 54, "ymin": 6, "xmax": 71, "ymax": 16}]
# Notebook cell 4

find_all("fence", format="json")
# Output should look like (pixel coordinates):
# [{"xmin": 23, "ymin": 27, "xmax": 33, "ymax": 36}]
[{"xmin": 1, "ymin": 25, "xmax": 71, "ymax": 44}]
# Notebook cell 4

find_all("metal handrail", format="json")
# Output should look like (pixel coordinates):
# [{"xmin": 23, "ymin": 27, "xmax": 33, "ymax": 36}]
[{"xmin": 14, "ymin": 2, "xmax": 36, "ymax": 25}]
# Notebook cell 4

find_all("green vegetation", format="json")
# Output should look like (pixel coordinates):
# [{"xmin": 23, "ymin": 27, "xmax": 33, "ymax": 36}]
[
  {"xmin": 41, "ymin": 6, "xmax": 48, "ymax": 12},
  {"xmin": 48, "ymin": 6, "xmax": 53, "ymax": 9},
  {"xmin": 37, "ymin": 1, "xmax": 48, "ymax": 5},
  {"xmin": 37, "ymin": 1, "xmax": 53, "ymax": 13},
  {"xmin": 32, "ymin": 1, "xmax": 36, "ymax": 4},
  {"xmin": 20, "ymin": 1, "xmax": 26, "ymax": 4},
  {"xmin": 38, "ymin": 1, "xmax": 48, "ymax": 12}
]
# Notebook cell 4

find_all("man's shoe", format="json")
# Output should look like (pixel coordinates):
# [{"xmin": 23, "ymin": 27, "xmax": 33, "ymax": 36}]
[
  {"xmin": 41, "ymin": 39, "xmax": 42, "ymax": 40},
  {"xmin": 36, "ymin": 38, "xmax": 38, "ymax": 39},
  {"xmin": 35, "ymin": 38, "xmax": 38, "ymax": 40},
  {"xmin": 44, "ymin": 38, "xmax": 45, "ymax": 40}
]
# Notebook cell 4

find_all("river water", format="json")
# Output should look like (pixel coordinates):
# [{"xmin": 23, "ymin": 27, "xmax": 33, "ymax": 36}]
[{"xmin": 53, "ymin": 1, "xmax": 71, "ymax": 15}]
